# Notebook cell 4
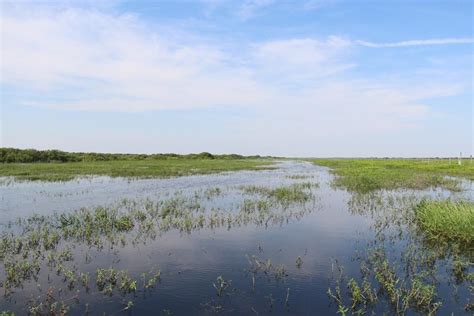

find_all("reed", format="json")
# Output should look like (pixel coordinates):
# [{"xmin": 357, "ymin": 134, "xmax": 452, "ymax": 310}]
[{"xmin": 414, "ymin": 200, "xmax": 474, "ymax": 248}]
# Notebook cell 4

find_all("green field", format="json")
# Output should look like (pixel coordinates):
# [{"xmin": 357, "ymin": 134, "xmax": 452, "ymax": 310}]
[
  {"xmin": 0, "ymin": 159, "xmax": 274, "ymax": 181},
  {"xmin": 313, "ymin": 159, "xmax": 474, "ymax": 192}
]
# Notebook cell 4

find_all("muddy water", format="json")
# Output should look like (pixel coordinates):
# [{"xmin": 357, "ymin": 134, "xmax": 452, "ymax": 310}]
[{"xmin": 0, "ymin": 161, "xmax": 472, "ymax": 315}]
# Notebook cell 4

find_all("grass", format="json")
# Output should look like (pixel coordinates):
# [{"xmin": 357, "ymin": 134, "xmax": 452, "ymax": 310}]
[
  {"xmin": 328, "ymin": 190, "xmax": 474, "ymax": 314},
  {"xmin": 414, "ymin": 200, "xmax": 474, "ymax": 248},
  {"xmin": 328, "ymin": 248, "xmax": 443, "ymax": 315},
  {"xmin": 0, "ymin": 189, "xmax": 315, "ymax": 299},
  {"xmin": 241, "ymin": 182, "xmax": 317, "ymax": 206},
  {"xmin": 0, "ymin": 159, "xmax": 274, "ymax": 181},
  {"xmin": 313, "ymin": 159, "xmax": 474, "ymax": 192}
]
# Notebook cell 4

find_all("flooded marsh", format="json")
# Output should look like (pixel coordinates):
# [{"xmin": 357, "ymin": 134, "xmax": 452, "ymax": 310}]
[{"xmin": 0, "ymin": 161, "xmax": 472, "ymax": 315}]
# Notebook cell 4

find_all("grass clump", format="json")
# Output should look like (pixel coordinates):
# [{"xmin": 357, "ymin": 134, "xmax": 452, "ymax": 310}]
[
  {"xmin": 270, "ymin": 183, "xmax": 313, "ymax": 204},
  {"xmin": 414, "ymin": 200, "xmax": 474, "ymax": 249},
  {"xmin": 328, "ymin": 249, "xmax": 443, "ymax": 315},
  {"xmin": 241, "ymin": 182, "xmax": 316, "ymax": 206},
  {"xmin": 313, "ymin": 159, "xmax": 473, "ymax": 192}
]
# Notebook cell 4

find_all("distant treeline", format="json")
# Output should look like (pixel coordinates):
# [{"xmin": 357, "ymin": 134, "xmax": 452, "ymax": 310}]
[{"xmin": 0, "ymin": 148, "xmax": 268, "ymax": 163}]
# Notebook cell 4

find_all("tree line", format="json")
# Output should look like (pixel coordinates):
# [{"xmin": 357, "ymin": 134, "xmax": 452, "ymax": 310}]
[{"xmin": 0, "ymin": 148, "xmax": 266, "ymax": 163}]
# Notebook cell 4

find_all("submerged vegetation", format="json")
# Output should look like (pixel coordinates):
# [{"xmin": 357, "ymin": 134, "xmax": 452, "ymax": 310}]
[
  {"xmin": 241, "ymin": 182, "xmax": 317, "ymax": 206},
  {"xmin": 328, "ymin": 191, "xmax": 473, "ymax": 315},
  {"xmin": 328, "ymin": 248, "xmax": 443, "ymax": 315},
  {"xmin": 0, "ymin": 181, "xmax": 318, "ymax": 314},
  {"xmin": 313, "ymin": 158, "xmax": 473, "ymax": 192}
]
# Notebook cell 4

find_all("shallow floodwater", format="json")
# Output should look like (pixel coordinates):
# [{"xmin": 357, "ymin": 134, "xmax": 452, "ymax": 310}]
[{"xmin": 0, "ymin": 161, "xmax": 472, "ymax": 315}]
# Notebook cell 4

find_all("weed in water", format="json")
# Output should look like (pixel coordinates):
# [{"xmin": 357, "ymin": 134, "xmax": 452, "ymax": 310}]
[{"xmin": 213, "ymin": 275, "xmax": 231, "ymax": 297}]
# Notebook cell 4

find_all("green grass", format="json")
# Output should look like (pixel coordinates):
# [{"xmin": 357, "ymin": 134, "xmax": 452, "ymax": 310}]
[
  {"xmin": 313, "ymin": 159, "xmax": 474, "ymax": 192},
  {"xmin": 414, "ymin": 200, "xmax": 474, "ymax": 248},
  {"xmin": 241, "ymin": 182, "xmax": 317, "ymax": 206},
  {"xmin": 0, "ymin": 159, "xmax": 274, "ymax": 181}
]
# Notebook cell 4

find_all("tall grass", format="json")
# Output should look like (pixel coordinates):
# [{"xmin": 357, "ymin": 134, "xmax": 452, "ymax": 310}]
[{"xmin": 414, "ymin": 200, "xmax": 474, "ymax": 247}]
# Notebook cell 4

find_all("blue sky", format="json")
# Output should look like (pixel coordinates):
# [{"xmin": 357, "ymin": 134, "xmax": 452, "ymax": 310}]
[{"xmin": 1, "ymin": 0, "xmax": 472, "ymax": 157}]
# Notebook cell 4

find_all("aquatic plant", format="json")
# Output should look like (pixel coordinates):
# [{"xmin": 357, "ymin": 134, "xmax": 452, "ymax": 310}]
[
  {"xmin": 203, "ymin": 187, "xmax": 222, "ymax": 199},
  {"xmin": 328, "ymin": 249, "xmax": 443, "ymax": 315},
  {"xmin": 240, "ymin": 182, "xmax": 316, "ymax": 206},
  {"xmin": 295, "ymin": 256, "xmax": 303, "ymax": 268},
  {"xmin": 213, "ymin": 275, "xmax": 231, "ymax": 297},
  {"xmin": 325, "ymin": 190, "xmax": 469, "ymax": 315},
  {"xmin": 414, "ymin": 199, "xmax": 474, "ymax": 248},
  {"xmin": 285, "ymin": 174, "xmax": 313, "ymax": 179},
  {"xmin": 143, "ymin": 270, "xmax": 161, "ymax": 289},
  {"xmin": 246, "ymin": 255, "xmax": 289, "ymax": 284},
  {"xmin": 95, "ymin": 268, "xmax": 138, "ymax": 295},
  {"xmin": 327, "ymin": 286, "xmax": 348, "ymax": 315},
  {"xmin": 284, "ymin": 287, "xmax": 290, "ymax": 308}
]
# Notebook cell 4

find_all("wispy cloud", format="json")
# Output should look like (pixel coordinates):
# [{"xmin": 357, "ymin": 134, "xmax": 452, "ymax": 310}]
[
  {"xmin": 303, "ymin": 0, "xmax": 335, "ymax": 10},
  {"xmin": 237, "ymin": 0, "xmax": 274, "ymax": 20},
  {"xmin": 1, "ymin": 8, "xmax": 356, "ymax": 111},
  {"xmin": 252, "ymin": 36, "xmax": 355, "ymax": 83},
  {"xmin": 356, "ymin": 38, "xmax": 474, "ymax": 48}
]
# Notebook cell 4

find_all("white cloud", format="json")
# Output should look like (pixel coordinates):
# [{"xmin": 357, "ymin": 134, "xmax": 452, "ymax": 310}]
[
  {"xmin": 356, "ymin": 38, "xmax": 474, "ymax": 48},
  {"xmin": 1, "ymin": 8, "xmax": 272, "ymax": 110},
  {"xmin": 237, "ymin": 0, "xmax": 274, "ymax": 20},
  {"xmin": 252, "ymin": 36, "xmax": 355, "ymax": 84},
  {"xmin": 2, "ymin": 8, "xmax": 356, "ymax": 111},
  {"xmin": 0, "ymin": 5, "xmax": 467, "ymax": 140}
]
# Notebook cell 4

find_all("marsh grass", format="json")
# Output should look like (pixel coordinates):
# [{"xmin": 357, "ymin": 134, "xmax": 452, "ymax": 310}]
[
  {"xmin": 329, "ymin": 191, "xmax": 473, "ymax": 315},
  {"xmin": 414, "ymin": 200, "xmax": 474, "ymax": 249},
  {"xmin": 0, "ymin": 159, "xmax": 274, "ymax": 182},
  {"xmin": 240, "ymin": 182, "xmax": 317, "ymax": 206},
  {"xmin": 245, "ymin": 255, "xmax": 288, "ymax": 285},
  {"xmin": 0, "ymin": 187, "xmax": 316, "ymax": 314},
  {"xmin": 328, "ymin": 249, "xmax": 443, "ymax": 315},
  {"xmin": 285, "ymin": 174, "xmax": 313, "ymax": 180},
  {"xmin": 213, "ymin": 275, "xmax": 231, "ymax": 297},
  {"xmin": 0, "ymin": 179, "xmax": 314, "ymax": 314},
  {"xmin": 314, "ymin": 159, "xmax": 473, "ymax": 192}
]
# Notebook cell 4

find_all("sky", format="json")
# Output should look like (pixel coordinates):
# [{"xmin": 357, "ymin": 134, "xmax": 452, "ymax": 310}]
[{"xmin": 0, "ymin": 0, "xmax": 473, "ymax": 157}]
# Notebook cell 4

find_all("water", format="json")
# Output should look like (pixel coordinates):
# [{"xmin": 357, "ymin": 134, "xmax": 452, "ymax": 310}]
[{"xmin": 0, "ymin": 161, "xmax": 472, "ymax": 315}]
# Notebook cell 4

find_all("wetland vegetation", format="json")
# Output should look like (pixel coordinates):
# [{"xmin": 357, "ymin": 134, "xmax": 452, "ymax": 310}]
[
  {"xmin": 414, "ymin": 199, "xmax": 473, "ymax": 248},
  {"xmin": 313, "ymin": 158, "xmax": 474, "ymax": 192},
  {"xmin": 0, "ymin": 148, "xmax": 270, "ymax": 163},
  {"xmin": 0, "ymin": 152, "xmax": 472, "ymax": 315},
  {"xmin": 0, "ymin": 148, "xmax": 274, "ymax": 181}
]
